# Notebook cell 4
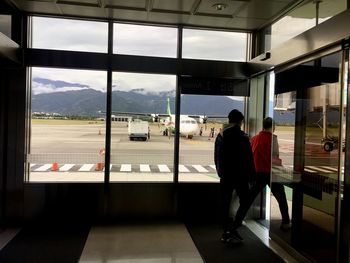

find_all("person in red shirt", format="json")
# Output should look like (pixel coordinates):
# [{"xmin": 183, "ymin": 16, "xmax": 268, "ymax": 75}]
[{"xmin": 250, "ymin": 117, "xmax": 291, "ymax": 230}]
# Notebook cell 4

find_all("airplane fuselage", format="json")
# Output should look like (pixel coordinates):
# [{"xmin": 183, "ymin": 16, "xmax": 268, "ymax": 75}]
[{"xmin": 162, "ymin": 115, "xmax": 199, "ymax": 138}]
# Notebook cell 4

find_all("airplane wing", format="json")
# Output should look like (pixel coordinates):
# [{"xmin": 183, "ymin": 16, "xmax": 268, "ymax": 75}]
[
  {"xmin": 101, "ymin": 97, "xmax": 173, "ymax": 121},
  {"xmin": 187, "ymin": 114, "xmax": 227, "ymax": 123},
  {"xmin": 103, "ymin": 110, "xmax": 171, "ymax": 123},
  {"xmin": 109, "ymin": 111, "xmax": 153, "ymax": 117}
]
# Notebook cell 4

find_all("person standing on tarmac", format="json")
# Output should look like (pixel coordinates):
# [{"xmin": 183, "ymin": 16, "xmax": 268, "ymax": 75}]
[{"xmin": 214, "ymin": 109, "xmax": 255, "ymax": 243}]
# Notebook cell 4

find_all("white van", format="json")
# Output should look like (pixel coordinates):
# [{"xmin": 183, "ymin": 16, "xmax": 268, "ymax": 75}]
[{"xmin": 128, "ymin": 120, "xmax": 149, "ymax": 141}]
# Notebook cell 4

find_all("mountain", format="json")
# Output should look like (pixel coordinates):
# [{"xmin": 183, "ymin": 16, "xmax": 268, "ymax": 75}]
[
  {"xmin": 181, "ymin": 95, "xmax": 243, "ymax": 116},
  {"xmin": 32, "ymin": 89, "xmax": 243, "ymax": 117},
  {"xmin": 31, "ymin": 77, "xmax": 244, "ymax": 117},
  {"xmin": 32, "ymin": 89, "xmax": 106, "ymax": 116}
]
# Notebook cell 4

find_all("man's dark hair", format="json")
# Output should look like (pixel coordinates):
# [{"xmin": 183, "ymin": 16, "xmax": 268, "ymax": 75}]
[
  {"xmin": 228, "ymin": 109, "xmax": 244, "ymax": 124},
  {"xmin": 263, "ymin": 117, "xmax": 273, "ymax": 129}
]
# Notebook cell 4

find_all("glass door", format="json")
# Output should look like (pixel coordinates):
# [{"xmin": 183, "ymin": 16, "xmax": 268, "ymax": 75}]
[{"xmin": 272, "ymin": 51, "xmax": 345, "ymax": 263}]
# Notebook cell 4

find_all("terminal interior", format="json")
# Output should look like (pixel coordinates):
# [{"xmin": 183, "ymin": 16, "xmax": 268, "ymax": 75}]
[{"xmin": 1, "ymin": 0, "xmax": 350, "ymax": 262}]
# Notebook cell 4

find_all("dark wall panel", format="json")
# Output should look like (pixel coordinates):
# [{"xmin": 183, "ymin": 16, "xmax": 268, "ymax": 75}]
[
  {"xmin": 22, "ymin": 183, "xmax": 227, "ymax": 224},
  {"xmin": 0, "ymin": 67, "xmax": 26, "ymax": 226},
  {"xmin": 23, "ymin": 183, "xmax": 176, "ymax": 222},
  {"xmin": 177, "ymin": 183, "xmax": 221, "ymax": 223}
]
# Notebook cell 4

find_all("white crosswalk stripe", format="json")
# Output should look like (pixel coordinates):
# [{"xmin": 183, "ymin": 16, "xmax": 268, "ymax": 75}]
[
  {"xmin": 319, "ymin": 166, "xmax": 338, "ymax": 172},
  {"xmin": 34, "ymin": 164, "xmax": 52, "ymax": 172},
  {"xmin": 307, "ymin": 166, "xmax": 335, "ymax": 173},
  {"xmin": 59, "ymin": 164, "xmax": 75, "ymax": 172},
  {"xmin": 158, "ymin": 164, "xmax": 171, "ymax": 173},
  {"xmin": 120, "ymin": 164, "xmax": 132, "ymax": 172},
  {"xmin": 303, "ymin": 166, "xmax": 345, "ymax": 174},
  {"xmin": 178, "ymin": 165, "xmax": 190, "ymax": 173},
  {"xmin": 78, "ymin": 164, "xmax": 94, "ymax": 172},
  {"xmin": 102, "ymin": 164, "xmax": 113, "ymax": 172},
  {"xmin": 304, "ymin": 167, "xmax": 319, "ymax": 173},
  {"xmin": 193, "ymin": 165, "xmax": 208, "ymax": 173},
  {"xmin": 29, "ymin": 163, "xmax": 348, "ymax": 175},
  {"xmin": 140, "ymin": 164, "xmax": 151, "ymax": 172}
]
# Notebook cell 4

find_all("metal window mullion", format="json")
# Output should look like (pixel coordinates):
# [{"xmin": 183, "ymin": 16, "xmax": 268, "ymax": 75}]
[
  {"xmin": 336, "ymin": 47, "xmax": 349, "ymax": 263},
  {"xmin": 104, "ymin": 21, "xmax": 113, "ymax": 190},
  {"xmin": 173, "ymin": 26, "xmax": 182, "ymax": 183}
]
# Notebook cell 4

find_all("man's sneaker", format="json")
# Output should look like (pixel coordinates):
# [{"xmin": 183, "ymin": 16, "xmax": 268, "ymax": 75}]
[
  {"xmin": 225, "ymin": 230, "xmax": 244, "ymax": 246},
  {"xmin": 230, "ymin": 230, "xmax": 243, "ymax": 241},
  {"xmin": 220, "ymin": 231, "xmax": 232, "ymax": 243},
  {"xmin": 280, "ymin": 222, "xmax": 292, "ymax": 231}
]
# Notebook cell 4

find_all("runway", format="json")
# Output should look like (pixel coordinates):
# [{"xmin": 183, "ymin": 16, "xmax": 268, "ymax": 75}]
[{"xmin": 28, "ymin": 120, "xmax": 343, "ymax": 185}]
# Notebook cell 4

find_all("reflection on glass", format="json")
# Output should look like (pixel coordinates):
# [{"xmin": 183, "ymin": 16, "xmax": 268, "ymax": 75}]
[
  {"xmin": 31, "ymin": 17, "xmax": 108, "ymax": 53},
  {"xmin": 179, "ymin": 95, "xmax": 244, "ymax": 182},
  {"xmin": 272, "ymin": 52, "xmax": 342, "ymax": 263},
  {"xmin": 0, "ymin": 15, "xmax": 11, "ymax": 38},
  {"xmin": 271, "ymin": 91, "xmax": 295, "ymax": 230},
  {"xmin": 318, "ymin": 0, "xmax": 347, "ymax": 25},
  {"xmin": 270, "ymin": 1, "xmax": 316, "ymax": 49},
  {"xmin": 182, "ymin": 29, "xmax": 247, "ymax": 62},
  {"xmin": 28, "ymin": 67, "xmax": 107, "ymax": 182},
  {"xmin": 113, "ymin": 23, "xmax": 177, "ymax": 58},
  {"xmin": 264, "ymin": 0, "xmax": 347, "ymax": 51},
  {"xmin": 110, "ymin": 72, "xmax": 176, "ymax": 182}
]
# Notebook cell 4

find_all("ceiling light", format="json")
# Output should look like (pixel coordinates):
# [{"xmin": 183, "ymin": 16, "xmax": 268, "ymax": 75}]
[{"xmin": 212, "ymin": 3, "xmax": 227, "ymax": 11}]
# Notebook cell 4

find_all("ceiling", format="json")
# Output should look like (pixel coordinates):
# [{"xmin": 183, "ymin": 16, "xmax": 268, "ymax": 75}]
[{"xmin": 5, "ymin": 0, "xmax": 302, "ymax": 31}]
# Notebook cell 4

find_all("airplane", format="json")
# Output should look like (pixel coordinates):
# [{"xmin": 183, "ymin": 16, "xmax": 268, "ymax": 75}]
[
  {"xmin": 162, "ymin": 98, "xmax": 201, "ymax": 139},
  {"xmin": 107, "ymin": 98, "xmax": 201, "ymax": 139}
]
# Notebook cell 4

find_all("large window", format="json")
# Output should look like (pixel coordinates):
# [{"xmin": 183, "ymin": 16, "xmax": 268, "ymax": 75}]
[
  {"xmin": 27, "ymin": 16, "xmax": 252, "ymax": 184},
  {"xmin": 110, "ymin": 72, "xmax": 176, "ymax": 182},
  {"xmin": 182, "ymin": 29, "xmax": 247, "ymax": 62},
  {"xmin": 31, "ymin": 17, "xmax": 108, "ymax": 53},
  {"xmin": 28, "ymin": 67, "xmax": 107, "ymax": 182},
  {"xmin": 179, "ymin": 94, "xmax": 245, "ymax": 182},
  {"xmin": 113, "ymin": 23, "xmax": 178, "ymax": 58}
]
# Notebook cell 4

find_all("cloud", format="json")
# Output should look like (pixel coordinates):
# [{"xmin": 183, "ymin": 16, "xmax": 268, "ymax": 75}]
[
  {"xmin": 32, "ymin": 17, "xmax": 108, "ymax": 52},
  {"xmin": 32, "ymin": 81, "xmax": 89, "ymax": 95},
  {"xmin": 30, "ymin": 17, "xmax": 247, "ymax": 94},
  {"xmin": 32, "ymin": 67, "xmax": 107, "ymax": 92},
  {"xmin": 112, "ymin": 72, "xmax": 176, "ymax": 93},
  {"xmin": 32, "ymin": 16, "xmax": 247, "ymax": 61},
  {"xmin": 114, "ymin": 23, "xmax": 177, "ymax": 57},
  {"xmin": 182, "ymin": 29, "xmax": 247, "ymax": 61},
  {"xmin": 31, "ymin": 68, "xmax": 176, "ymax": 94}
]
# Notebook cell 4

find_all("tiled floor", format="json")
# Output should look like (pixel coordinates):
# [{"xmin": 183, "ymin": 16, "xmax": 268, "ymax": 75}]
[
  {"xmin": 0, "ymin": 221, "xmax": 299, "ymax": 263},
  {"xmin": 0, "ymin": 228, "xmax": 19, "ymax": 250},
  {"xmin": 79, "ymin": 222, "xmax": 203, "ymax": 263}
]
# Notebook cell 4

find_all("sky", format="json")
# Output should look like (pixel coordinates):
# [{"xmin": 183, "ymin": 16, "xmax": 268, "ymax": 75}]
[
  {"xmin": 31, "ymin": 16, "xmax": 247, "ymax": 95},
  {"xmin": 31, "ymin": 67, "xmax": 176, "ymax": 95},
  {"xmin": 29, "ymin": 13, "xmax": 331, "ymax": 100}
]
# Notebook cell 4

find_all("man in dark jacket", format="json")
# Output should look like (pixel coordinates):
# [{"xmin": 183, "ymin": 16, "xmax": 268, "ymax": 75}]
[{"xmin": 215, "ymin": 109, "xmax": 255, "ymax": 243}]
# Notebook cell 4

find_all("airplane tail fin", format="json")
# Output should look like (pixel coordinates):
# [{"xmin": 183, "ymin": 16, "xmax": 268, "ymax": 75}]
[{"xmin": 166, "ymin": 98, "xmax": 171, "ymax": 115}]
